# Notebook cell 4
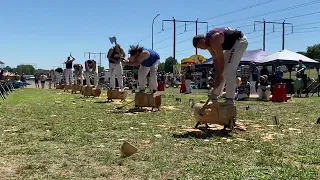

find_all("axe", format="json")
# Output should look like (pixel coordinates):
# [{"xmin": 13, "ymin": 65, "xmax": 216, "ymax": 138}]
[{"xmin": 109, "ymin": 36, "xmax": 117, "ymax": 45}]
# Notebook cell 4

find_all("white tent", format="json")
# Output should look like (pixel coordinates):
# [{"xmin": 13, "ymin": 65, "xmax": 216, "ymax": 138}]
[{"xmin": 258, "ymin": 49, "xmax": 319, "ymax": 65}]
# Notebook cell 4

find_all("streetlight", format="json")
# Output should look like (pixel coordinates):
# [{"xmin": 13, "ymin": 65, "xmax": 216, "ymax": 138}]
[{"xmin": 152, "ymin": 14, "xmax": 160, "ymax": 50}]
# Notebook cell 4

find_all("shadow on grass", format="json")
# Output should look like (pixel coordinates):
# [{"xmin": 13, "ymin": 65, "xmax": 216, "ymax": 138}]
[
  {"xmin": 173, "ymin": 128, "xmax": 232, "ymax": 139},
  {"xmin": 110, "ymin": 107, "xmax": 160, "ymax": 114},
  {"xmin": 94, "ymin": 101, "xmax": 112, "ymax": 104}
]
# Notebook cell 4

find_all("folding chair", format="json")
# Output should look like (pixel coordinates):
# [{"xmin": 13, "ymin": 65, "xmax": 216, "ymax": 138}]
[
  {"xmin": 4, "ymin": 82, "xmax": 11, "ymax": 94},
  {"xmin": 0, "ymin": 83, "xmax": 6, "ymax": 100}
]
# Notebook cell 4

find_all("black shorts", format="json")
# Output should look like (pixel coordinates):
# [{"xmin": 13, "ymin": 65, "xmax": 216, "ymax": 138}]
[
  {"xmin": 35, "ymin": 80, "xmax": 39, "ymax": 83},
  {"xmin": 40, "ymin": 81, "xmax": 45, "ymax": 84}
]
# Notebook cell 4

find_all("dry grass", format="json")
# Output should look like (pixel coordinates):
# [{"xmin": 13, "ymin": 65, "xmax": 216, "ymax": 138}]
[{"xmin": 0, "ymin": 88, "xmax": 319, "ymax": 179}]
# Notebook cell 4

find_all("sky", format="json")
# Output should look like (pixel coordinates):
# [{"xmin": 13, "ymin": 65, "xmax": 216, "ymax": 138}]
[{"xmin": 1, "ymin": 0, "xmax": 320, "ymax": 70}]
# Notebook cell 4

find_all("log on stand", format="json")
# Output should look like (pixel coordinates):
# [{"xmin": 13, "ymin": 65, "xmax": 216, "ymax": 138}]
[
  {"xmin": 71, "ymin": 85, "xmax": 83, "ymax": 94},
  {"xmin": 64, "ymin": 85, "xmax": 72, "ymax": 92},
  {"xmin": 134, "ymin": 92, "xmax": 162, "ymax": 111},
  {"xmin": 107, "ymin": 89, "xmax": 128, "ymax": 102},
  {"xmin": 193, "ymin": 103, "xmax": 236, "ymax": 130}
]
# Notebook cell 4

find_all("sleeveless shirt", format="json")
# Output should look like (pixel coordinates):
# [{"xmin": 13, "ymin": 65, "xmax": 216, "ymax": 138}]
[
  {"xmin": 109, "ymin": 47, "xmax": 121, "ymax": 64},
  {"xmin": 66, "ymin": 61, "xmax": 73, "ymax": 69},
  {"xmin": 141, "ymin": 49, "xmax": 160, "ymax": 67},
  {"xmin": 205, "ymin": 27, "xmax": 243, "ymax": 50}
]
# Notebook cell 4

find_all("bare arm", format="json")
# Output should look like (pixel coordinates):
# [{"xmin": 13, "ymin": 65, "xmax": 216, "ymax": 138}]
[
  {"xmin": 107, "ymin": 48, "xmax": 117, "ymax": 62},
  {"xmin": 92, "ymin": 61, "xmax": 97, "ymax": 72},
  {"xmin": 85, "ymin": 61, "xmax": 89, "ymax": 72},
  {"xmin": 126, "ymin": 51, "xmax": 150, "ymax": 66},
  {"xmin": 120, "ymin": 48, "xmax": 125, "ymax": 58},
  {"xmin": 209, "ymin": 33, "xmax": 225, "ymax": 78}
]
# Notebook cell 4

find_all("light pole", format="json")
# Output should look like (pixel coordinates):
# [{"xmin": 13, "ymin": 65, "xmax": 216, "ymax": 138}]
[{"xmin": 152, "ymin": 14, "xmax": 160, "ymax": 50}]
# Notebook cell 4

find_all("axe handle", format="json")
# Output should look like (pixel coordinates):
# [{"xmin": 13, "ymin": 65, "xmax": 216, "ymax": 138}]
[{"xmin": 198, "ymin": 98, "xmax": 211, "ymax": 115}]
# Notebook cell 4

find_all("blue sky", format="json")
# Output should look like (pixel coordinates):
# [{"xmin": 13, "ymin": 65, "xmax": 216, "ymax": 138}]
[{"xmin": 1, "ymin": 0, "xmax": 320, "ymax": 69}]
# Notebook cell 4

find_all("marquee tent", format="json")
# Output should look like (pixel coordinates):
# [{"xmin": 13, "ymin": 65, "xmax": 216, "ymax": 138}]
[
  {"xmin": 257, "ymin": 49, "xmax": 319, "ymax": 65},
  {"xmin": 195, "ymin": 49, "xmax": 269, "ymax": 68}
]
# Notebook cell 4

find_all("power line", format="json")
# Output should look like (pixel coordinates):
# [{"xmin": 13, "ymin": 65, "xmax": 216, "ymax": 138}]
[
  {"xmin": 155, "ymin": 11, "xmax": 320, "ymax": 52},
  {"xmin": 204, "ymin": 0, "xmax": 320, "ymax": 31},
  {"xmin": 129, "ymin": 1, "xmax": 320, "ymax": 54},
  {"xmin": 126, "ymin": 0, "xmax": 280, "ymax": 47}
]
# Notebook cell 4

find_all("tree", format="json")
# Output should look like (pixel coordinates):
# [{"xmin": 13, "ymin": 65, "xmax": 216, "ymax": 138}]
[
  {"xmin": 15, "ymin": 65, "xmax": 36, "ymax": 75},
  {"xmin": 164, "ymin": 56, "xmax": 178, "ymax": 73},
  {"xmin": 158, "ymin": 62, "xmax": 165, "ymax": 72},
  {"xmin": 3, "ymin": 66, "xmax": 12, "ymax": 72},
  {"xmin": 306, "ymin": 44, "xmax": 320, "ymax": 60},
  {"xmin": 297, "ymin": 51, "xmax": 307, "ymax": 56}
]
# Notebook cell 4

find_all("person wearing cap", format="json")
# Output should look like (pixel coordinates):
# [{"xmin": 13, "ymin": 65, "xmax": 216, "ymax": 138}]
[
  {"xmin": 237, "ymin": 76, "xmax": 251, "ymax": 100},
  {"xmin": 257, "ymin": 75, "xmax": 271, "ymax": 101},
  {"xmin": 249, "ymin": 62, "xmax": 259, "ymax": 94}
]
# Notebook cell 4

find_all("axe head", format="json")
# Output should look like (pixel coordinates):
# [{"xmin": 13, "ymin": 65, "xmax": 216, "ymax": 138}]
[{"xmin": 109, "ymin": 36, "xmax": 117, "ymax": 44}]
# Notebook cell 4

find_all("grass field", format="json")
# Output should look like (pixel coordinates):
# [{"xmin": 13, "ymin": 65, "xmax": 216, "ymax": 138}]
[{"xmin": 0, "ymin": 88, "xmax": 320, "ymax": 179}]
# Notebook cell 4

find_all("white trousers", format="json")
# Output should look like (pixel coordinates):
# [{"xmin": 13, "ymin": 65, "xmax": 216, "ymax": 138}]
[
  {"xmin": 109, "ymin": 62, "xmax": 124, "ymax": 89},
  {"xmin": 250, "ymin": 81, "xmax": 257, "ymax": 94},
  {"xmin": 185, "ymin": 79, "xmax": 192, "ymax": 93},
  {"xmin": 85, "ymin": 70, "xmax": 98, "ymax": 86},
  {"xmin": 74, "ymin": 70, "xmax": 83, "ymax": 85},
  {"xmin": 258, "ymin": 88, "xmax": 271, "ymax": 100},
  {"xmin": 237, "ymin": 93, "xmax": 249, "ymax": 100},
  {"xmin": 64, "ymin": 69, "xmax": 73, "ymax": 85},
  {"xmin": 213, "ymin": 36, "xmax": 248, "ymax": 99},
  {"xmin": 138, "ymin": 60, "xmax": 160, "ymax": 91},
  {"xmin": 54, "ymin": 72, "xmax": 62, "ymax": 84}
]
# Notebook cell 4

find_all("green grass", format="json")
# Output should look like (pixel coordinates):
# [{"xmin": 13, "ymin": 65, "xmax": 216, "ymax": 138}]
[
  {"xmin": 283, "ymin": 69, "xmax": 319, "ymax": 79},
  {"xmin": 0, "ymin": 88, "xmax": 320, "ymax": 179}
]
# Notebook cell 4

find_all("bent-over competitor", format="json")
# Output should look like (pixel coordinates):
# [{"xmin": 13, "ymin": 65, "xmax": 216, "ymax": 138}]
[
  {"xmin": 193, "ymin": 27, "xmax": 248, "ymax": 105},
  {"xmin": 84, "ymin": 59, "xmax": 98, "ymax": 87},
  {"xmin": 123, "ymin": 45, "xmax": 160, "ymax": 93},
  {"xmin": 73, "ymin": 64, "xmax": 83, "ymax": 85}
]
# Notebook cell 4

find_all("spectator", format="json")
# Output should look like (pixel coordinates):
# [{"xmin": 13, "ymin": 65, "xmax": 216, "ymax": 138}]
[
  {"xmin": 292, "ymin": 73, "xmax": 304, "ymax": 97},
  {"xmin": 257, "ymin": 75, "xmax": 271, "ymax": 101},
  {"xmin": 237, "ymin": 76, "xmax": 251, "ymax": 100},
  {"xmin": 184, "ymin": 66, "xmax": 192, "ymax": 94},
  {"xmin": 39, "ymin": 73, "xmax": 47, "ymax": 89},
  {"xmin": 0, "ymin": 69, "xmax": 4, "ymax": 81},
  {"xmin": 295, "ymin": 60, "xmax": 307, "ymax": 89},
  {"xmin": 274, "ymin": 66, "xmax": 283, "ymax": 83},
  {"xmin": 260, "ymin": 66, "xmax": 269, "ymax": 76},
  {"xmin": 248, "ymin": 62, "xmax": 259, "ymax": 94},
  {"xmin": 34, "ymin": 73, "xmax": 39, "ymax": 88}
]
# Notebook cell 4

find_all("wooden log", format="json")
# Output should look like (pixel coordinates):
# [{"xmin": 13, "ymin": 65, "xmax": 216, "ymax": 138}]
[
  {"xmin": 107, "ymin": 90, "xmax": 127, "ymax": 100},
  {"xmin": 64, "ymin": 85, "xmax": 72, "ymax": 91},
  {"xmin": 193, "ymin": 103, "xmax": 236, "ymax": 126},
  {"xmin": 56, "ymin": 84, "xmax": 64, "ymax": 89},
  {"xmin": 92, "ymin": 88, "xmax": 101, "ymax": 97},
  {"xmin": 134, "ymin": 92, "xmax": 161, "ymax": 109},
  {"xmin": 83, "ymin": 85, "xmax": 94, "ymax": 97},
  {"xmin": 71, "ymin": 85, "xmax": 82, "ymax": 93}
]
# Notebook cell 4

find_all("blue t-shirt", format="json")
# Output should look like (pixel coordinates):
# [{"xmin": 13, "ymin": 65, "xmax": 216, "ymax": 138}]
[{"xmin": 141, "ymin": 49, "xmax": 160, "ymax": 67}]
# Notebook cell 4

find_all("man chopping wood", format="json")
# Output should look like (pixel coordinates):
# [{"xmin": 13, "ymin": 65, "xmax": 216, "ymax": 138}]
[
  {"xmin": 84, "ymin": 59, "xmax": 98, "ymax": 87},
  {"xmin": 73, "ymin": 64, "xmax": 83, "ymax": 85},
  {"xmin": 123, "ymin": 45, "xmax": 160, "ymax": 93},
  {"xmin": 193, "ymin": 27, "xmax": 248, "ymax": 105}
]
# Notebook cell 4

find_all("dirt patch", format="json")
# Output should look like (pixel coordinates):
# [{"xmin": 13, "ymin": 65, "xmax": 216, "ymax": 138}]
[
  {"xmin": 0, "ymin": 158, "xmax": 21, "ymax": 179},
  {"xmin": 262, "ymin": 132, "xmax": 285, "ymax": 142},
  {"xmin": 162, "ymin": 106, "xmax": 179, "ymax": 110}
]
